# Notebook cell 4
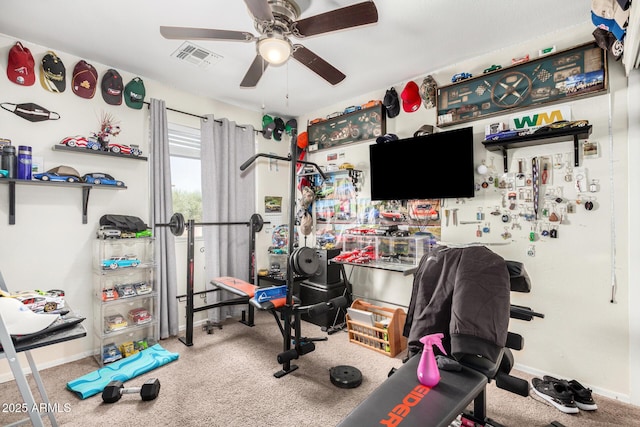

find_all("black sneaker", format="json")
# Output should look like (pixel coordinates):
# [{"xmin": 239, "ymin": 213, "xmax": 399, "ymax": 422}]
[
  {"xmin": 543, "ymin": 376, "xmax": 598, "ymax": 411},
  {"xmin": 531, "ymin": 377, "xmax": 579, "ymax": 414}
]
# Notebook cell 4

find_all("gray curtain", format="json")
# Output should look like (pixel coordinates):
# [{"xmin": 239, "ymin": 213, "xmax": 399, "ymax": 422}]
[
  {"xmin": 201, "ymin": 116, "xmax": 256, "ymax": 323},
  {"xmin": 150, "ymin": 98, "xmax": 179, "ymax": 338}
]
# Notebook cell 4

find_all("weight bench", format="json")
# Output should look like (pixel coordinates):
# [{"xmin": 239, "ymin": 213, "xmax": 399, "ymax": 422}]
[{"xmin": 210, "ymin": 276, "xmax": 348, "ymax": 378}]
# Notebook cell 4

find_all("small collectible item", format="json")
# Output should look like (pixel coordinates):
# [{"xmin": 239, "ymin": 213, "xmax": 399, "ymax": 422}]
[
  {"xmin": 104, "ymin": 314, "xmax": 128, "ymax": 332},
  {"xmin": 128, "ymin": 308, "xmax": 152, "ymax": 325},
  {"xmin": 101, "ymin": 255, "xmax": 140, "ymax": 269},
  {"xmin": 115, "ymin": 283, "xmax": 137, "ymax": 298},
  {"xmin": 119, "ymin": 341, "xmax": 139, "ymax": 357},
  {"xmin": 82, "ymin": 172, "xmax": 125, "ymax": 186},
  {"xmin": 102, "ymin": 343, "xmax": 123, "ymax": 363},
  {"xmin": 102, "ymin": 288, "xmax": 119, "ymax": 302},
  {"xmin": 134, "ymin": 282, "xmax": 152, "ymax": 295}
]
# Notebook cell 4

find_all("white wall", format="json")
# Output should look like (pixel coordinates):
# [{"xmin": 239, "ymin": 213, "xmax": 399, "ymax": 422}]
[
  {"xmin": 0, "ymin": 33, "xmax": 264, "ymax": 381},
  {"xmin": 299, "ymin": 24, "xmax": 635, "ymax": 403}
]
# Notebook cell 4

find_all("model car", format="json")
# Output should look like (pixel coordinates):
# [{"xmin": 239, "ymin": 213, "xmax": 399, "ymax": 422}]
[
  {"xmin": 115, "ymin": 283, "xmax": 137, "ymax": 298},
  {"xmin": 361, "ymin": 100, "xmax": 381, "ymax": 109},
  {"xmin": 134, "ymin": 339, "xmax": 149, "ymax": 351},
  {"xmin": 101, "ymin": 255, "xmax": 140, "ymax": 269},
  {"xmin": 102, "ymin": 342, "xmax": 123, "ymax": 364},
  {"xmin": 102, "ymin": 288, "xmax": 119, "ymax": 302},
  {"xmin": 511, "ymin": 54, "xmax": 530, "ymax": 65},
  {"xmin": 483, "ymin": 64, "xmax": 502, "ymax": 73},
  {"xmin": 119, "ymin": 341, "xmax": 139, "ymax": 357},
  {"xmin": 451, "ymin": 72, "xmax": 472, "ymax": 82},
  {"xmin": 10, "ymin": 290, "xmax": 65, "ymax": 312},
  {"xmin": 59, "ymin": 135, "xmax": 101, "ymax": 150},
  {"xmin": 104, "ymin": 314, "xmax": 128, "ymax": 332},
  {"xmin": 108, "ymin": 142, "xmax": 142, "ymax": 156},
  {"xmin": 0, "ymin": 170, "xmax": 9, "ymax": 178},
  {"xmin": 82, "ymin": 172, "xmax": 125, "ymax": 186},
  {"xmin": 410, "ymin": 203, "xmax": 440, "ymax": 221},
  {"xmin": 33, "ymin": 172, "xmax": 80, "ymax": 183},
  {"xmin": 485, "ymin": 130, "xmax": 522, "ymax": 141},
  {"xmin": 120, "ymin": 231, "xmax": 137, "ymax": 238},
  {"xmin": 97, "ymin": 225, "xmax": 122, "ymax": 239},
  {"xmin": 135, "ymin": 229, "xmax": 153, "ymax": 238},
  {"xmin": 128, "ymin": 307, "xmax": 152, "ymax": 324},
  {"xmin": 134, "ymin": 282, "xmax": 152, "ymax": 295},
  {"xmin": 381, "ymin": 211, "xmax": 404, "ymax": 221},
  {"xmin": 343, "ymin": 105, "xmax": 362, "ymax": 114}
]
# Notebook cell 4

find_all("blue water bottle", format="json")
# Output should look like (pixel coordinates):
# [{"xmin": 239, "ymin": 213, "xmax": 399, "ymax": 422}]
[{"xmin": 17, "ymin": 145, "xmax": 32, "ymax": 180}]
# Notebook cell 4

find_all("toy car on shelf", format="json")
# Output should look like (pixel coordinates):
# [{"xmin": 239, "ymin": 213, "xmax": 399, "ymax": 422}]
[
  {"xmin": 512, "ymin": 54, "xmax": 530, "ymax": 65},
  {"xmin": 135, "ymin": 229, "xmax": 153, "ymax": 238},
  {"xmin": 483, "ymin": 64, "xmax": 502, "ymax": 73},
  {"xmin": 97, "ymin": 225, "xmax": 122, "ymax": 239},
  {"xmin": 0, "ymin": 170, "xmax": 8, "ymax": 178},
  {"xmin": 343, "ymin": 105, "xmax": 362, "ymax": 114},
  {"xmin": 115, "ymin": 283, "xmax": 137, "ymax": 298},
  {"xmin": 82, "ymin": 172, "xmax": 125, "ymax": 187},
  {"xmin": 451, "ymin": 72, "xmax": 472, "ymax": 82},
  {"xmin": 107, "ymin": 142, "xmax": 142, "ymax": 156},
  {"xmin": 134, "ymin": 282, "xmax": 152, "ymax": 295},
  {"xmin": 119, "ymin": 341, "xmax": 139, "ymax": 357},
  {"xmin": 128, "ymin": 307, "xmax": 152, "ymax": 325},
  {"xmin": 59, "ymin": 135, "xmax": 101, "ymax": 150},
  {"xmin": 33, "ymin": 172, "xmax": 81, "ymax": 183},
  {"xmin": 101, "ymin": 255, "xmax": 140, "ymax": 269},
  {"xmin": 102, "ymin": 287, "xmax": 119, "ymax": 302},
  {"xmin": 102, "ymin": 342, "xmax": 123, "ymax": 364},
  {"xmin": 104, "ymin": 314, "xmax": 128, "ymax": 332},
  {"xmin": 484, "ymin": 129, "xmax": 530, "ymax": 141}
]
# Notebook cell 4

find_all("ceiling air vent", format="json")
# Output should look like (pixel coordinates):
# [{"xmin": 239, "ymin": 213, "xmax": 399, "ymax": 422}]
[{"xmin": 171, "ymin": 42, "xmax": 222, "ymax": 69}]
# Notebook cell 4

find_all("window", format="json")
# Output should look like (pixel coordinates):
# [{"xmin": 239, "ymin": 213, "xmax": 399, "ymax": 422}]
[{"xmin": 169, "ymin": 124, "xmax": 202, "ymax": 233}]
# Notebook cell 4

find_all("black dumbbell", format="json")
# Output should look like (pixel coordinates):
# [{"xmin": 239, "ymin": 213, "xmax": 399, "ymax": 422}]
[{"xmin": 102, "ymin": 378, "xmax": 161, "ymax": 403}]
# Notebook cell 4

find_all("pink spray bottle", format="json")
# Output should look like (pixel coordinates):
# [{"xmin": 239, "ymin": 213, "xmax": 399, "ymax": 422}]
[{"xmin": 417, "ymin": 333, "xmax": 447, "ymax": 387}]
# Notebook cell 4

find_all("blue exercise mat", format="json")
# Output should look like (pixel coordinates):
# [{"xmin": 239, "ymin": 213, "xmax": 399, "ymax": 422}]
[{"xmin": 66, "ymin": 344, "xmax": 179, "ymax": 399}]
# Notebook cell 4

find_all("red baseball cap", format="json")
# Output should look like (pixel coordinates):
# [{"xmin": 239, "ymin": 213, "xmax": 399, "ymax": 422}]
[
  {"xmin": 401, "ymin": 80, "xmax": 422, "ymax": 113},
  {"xmin": 7, "ymin": 42, "xmax": 35, "ymax": 86}
]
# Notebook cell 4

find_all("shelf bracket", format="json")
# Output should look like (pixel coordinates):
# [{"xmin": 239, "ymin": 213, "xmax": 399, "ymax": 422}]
[
  {"xmin": 573, "ymin": 135, "xmax": 580, "ymax": 167},
  {"xmin": 82, "ymin": 186, "xmax": 91, "ymax": 224},
  {"xmin": 501, "ymin": 147, "xmax": 508, "ymax": 172},
  {"xmin": 9, "ymin": 181, "xmax": 15, "ymax": 225}
]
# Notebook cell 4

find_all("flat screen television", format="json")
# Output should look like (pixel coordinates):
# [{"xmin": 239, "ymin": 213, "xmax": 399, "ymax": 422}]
[{"xmin": 369, "ymin": 126, "xmax": 475, "ymax": 201}]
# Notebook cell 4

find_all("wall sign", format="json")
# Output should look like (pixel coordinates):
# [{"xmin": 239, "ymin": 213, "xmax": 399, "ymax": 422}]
[
  {"xmin": 308, "ymin": 103, "xmax": 386, "ymax": 151},
  {"xmin": 437, "ymin": 42, "xmax": 608, "ymax": 127}
]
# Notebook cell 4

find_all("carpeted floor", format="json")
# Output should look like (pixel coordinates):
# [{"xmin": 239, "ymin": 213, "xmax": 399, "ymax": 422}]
[{"xmin": 1, "ymin": 310, "xmax": 638, "ymax": 426}]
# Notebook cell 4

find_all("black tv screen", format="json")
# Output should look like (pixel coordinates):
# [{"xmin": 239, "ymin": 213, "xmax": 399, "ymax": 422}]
[{"xmin": 369, "ymin": 127, "xmax": 475, "ymax": 201}]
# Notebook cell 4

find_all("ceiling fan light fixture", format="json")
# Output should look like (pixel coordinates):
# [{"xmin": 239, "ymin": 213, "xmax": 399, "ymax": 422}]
[{"xmin": 258, "ymin": 34, "xmax": 292, "ymax": 65}]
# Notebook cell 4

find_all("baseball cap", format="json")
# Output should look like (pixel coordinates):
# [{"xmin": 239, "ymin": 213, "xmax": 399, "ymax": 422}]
[
  {"xmin": 273, "ymin": 117, "xmax": 285, "ymax": 141},
  {"xmin": 376, "ymin": 133, "xmax": 399, "ymax": 144},
  {"xmin": 297, "ymin": 131, "xmax": 309, "ymax": 149},
  {"xmin": 383, "ymin": 87, "xmax": 400, "ymax": 118},
  {"xmin": 285, "ymin": 118, "xmax": 297, "ymax": 135},
  {"xmin": 593, "ymin": 28, "xmax": 624, "ymax": 60},
  {"xmin": 7, "ymin": 42, "xmax": 35, "ymax": 86},
  {"xmin": 419, "ymin": 75, "xmax": 437, "ymax": 109},
  {"xmin": 414, "ymin": 125, "xmax": 434, "ymax": 137},
  {"xmin": 591, "ymin": 0, "xmax": 629, "ymax": 40},
  {"xmin": 124, "ymin": 77, "xmax": 146, "ymax": 109},
  {"xmin": 101, "ymin": 69, "xmax": 124, "ymax": 105},
  {"xmin": 0, "ymin": 297, "xmax": 59, "ymax": 335},
  {"xmin": 40, "ymin": 51, "xmax": 66, "ymax": 92},
  {"xmin": 401, "ymin": 81, "xmax": 422, "ymax": 113},
  {"xmin": 262, "ymin": 115, "xmax": 275, "ymax": 139},
  {"xmin": 72, "ymin": 60, "xmax": 98, "ymax": 99}
]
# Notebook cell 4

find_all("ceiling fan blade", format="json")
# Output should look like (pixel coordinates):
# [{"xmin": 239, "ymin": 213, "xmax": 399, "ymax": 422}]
[
  {"xmin": 243, "ymin": 0, "xmax": 274, "ymax": 23},
  {"xmin": 240, "ymin": 55, "xmax": 269, "ymax": 88},
  {"xmin": 293, "ymin": 1, "xmax": 378, "ymax": 37},
  {"xmin": 291, "ymin": 45, "xmax": 345, "ymax": 85},
  {"xmin": 160, "ymin": 26, "xmax": 255, "ymax": 42}
]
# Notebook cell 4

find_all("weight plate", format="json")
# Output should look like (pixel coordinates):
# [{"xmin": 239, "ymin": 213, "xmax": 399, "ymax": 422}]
[
  {"xmin": 293, "ymin": 247, "xmax": 320, "ymax": 276},
  {"xmin": 169, "ymin": 212, "xmax": 185, "ymax": 236},
  {"xmin": 250, "ymin": 213, "xmax": 264, "ymax": 233},
  {"xmin": 330, "ymin": 365, "xmax": 362, "ymax": 389}
]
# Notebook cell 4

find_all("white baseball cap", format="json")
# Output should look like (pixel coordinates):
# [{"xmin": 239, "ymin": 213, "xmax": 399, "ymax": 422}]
[{"xmin": 0, "ymin": 297, "xmax": 59, "ymax": 335}]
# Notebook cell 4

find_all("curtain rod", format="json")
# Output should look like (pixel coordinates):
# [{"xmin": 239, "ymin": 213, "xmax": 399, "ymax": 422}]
[{"xmin": 143, "ymin": 101, "xmax": 263, "ymax": 134}]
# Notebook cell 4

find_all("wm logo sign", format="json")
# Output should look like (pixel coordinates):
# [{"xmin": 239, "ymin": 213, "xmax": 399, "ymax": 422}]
[{"xmin": 509, "ymin": 107, "xmax": 571, "ymax": 130}]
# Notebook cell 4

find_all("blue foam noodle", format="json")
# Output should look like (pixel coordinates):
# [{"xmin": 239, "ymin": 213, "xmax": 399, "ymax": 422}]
[{"xmin": 66, "ymin": 344, "xmax": 179, "ymax": 399}]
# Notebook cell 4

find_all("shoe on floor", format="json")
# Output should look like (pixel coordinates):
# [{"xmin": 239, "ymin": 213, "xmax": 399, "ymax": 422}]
[
  {"xmin": 543, "ymin": 375, "xmax": 598, "ymax": 411},
  {"xmin": 531, "ymin": 377, "xmax": 579, "ymax": 414}
]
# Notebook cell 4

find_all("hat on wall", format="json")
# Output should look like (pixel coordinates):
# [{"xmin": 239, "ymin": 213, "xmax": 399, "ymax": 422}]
[
  {"xmin": 297, "ymin": 131, "xmax": 309, "ymax": 149},
  {"xmin": 101, "ymin": 69, "xmax": 124, "ymax": 105},
  {"xmin": 419, "ymin": 75, "xmax": 437, "ymax": 109},
  {"xmin": 383, "ymin": 87, "xmax": 400, "ymax": 118},
  {"xmin": 0, "ymin": 297, "xmax": 59, "ymax": 335},
  {"xmin": 273, "ymin": 117, "xmax": 285, "ymax": 141},
  {"xmin": 376, "ymin": 133, "xmax": 399, "ymax": 144},
  {"xmin": 7, "ymin": 42, "xmax": 35, "ymax": 86},
  {"xmin": 262, "ymin": 115, "xmax": 275, "ymax": 139},
  {"xmin": 414, "ymin": 124, "xmax": 434, "ymax": 137},
  {"xmin": 40, "ymin": 51, "xmax": 66, "ymax": 93},
  {"xmin": 401, "ymin": 81, "xmax": 422, "ymax": 113},
  {"xmin": 124, "ymin": 77, "xmax": 146, "ymax": 109},
  {"xmin": 72, "ymin": 60, "xmax": 98, "ymax": 99}
]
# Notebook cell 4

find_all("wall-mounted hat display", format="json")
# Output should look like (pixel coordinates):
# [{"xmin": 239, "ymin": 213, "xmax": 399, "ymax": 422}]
[
  {"xmin": 7, "ymin": 42, "xmax": 35, "ymax": 86},
  {"xmin": 40, "ymin": 51, "xmax": 66, "ymax": 93}
]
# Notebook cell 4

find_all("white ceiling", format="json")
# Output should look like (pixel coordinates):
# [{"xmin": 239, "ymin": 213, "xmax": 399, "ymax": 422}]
[{"xmin": 0, "ymin": 0, "xmax": 593, "ymax": 117}]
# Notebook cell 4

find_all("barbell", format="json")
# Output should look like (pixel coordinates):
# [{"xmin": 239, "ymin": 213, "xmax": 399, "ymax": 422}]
[{"xmin": 156, "ymin": 212, "xmax": 265, "ymax": 236}]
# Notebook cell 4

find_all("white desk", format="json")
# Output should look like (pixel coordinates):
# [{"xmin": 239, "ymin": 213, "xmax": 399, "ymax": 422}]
[{"xmin": 0, "ymin": 276, "xmax": 86, "ymax": 427}]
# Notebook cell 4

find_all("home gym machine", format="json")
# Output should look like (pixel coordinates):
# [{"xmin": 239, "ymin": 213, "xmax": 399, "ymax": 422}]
[
  {"xmin": 239, "ymin": 127, "xmax": 348, "ymax": 378},
  {"xmin": 155, "ymin": 211, "xmax": 268, "ymax": 346}
]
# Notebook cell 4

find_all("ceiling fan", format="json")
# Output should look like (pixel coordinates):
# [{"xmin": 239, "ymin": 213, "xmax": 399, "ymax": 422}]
[{"xmin": 160, "ymin": 0, "xmax": 378, "ymax": 88}]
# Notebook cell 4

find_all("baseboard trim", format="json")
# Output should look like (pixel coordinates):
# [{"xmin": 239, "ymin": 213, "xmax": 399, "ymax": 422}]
[{"xmin": 0, "ymin": 350, "xmax": 94, "ymax": 384}]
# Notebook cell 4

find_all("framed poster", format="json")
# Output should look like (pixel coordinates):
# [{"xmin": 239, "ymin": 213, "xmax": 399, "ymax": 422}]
[
  {"xmin": 308, "ymin": 103, "xmax": 386, "ymax": 151},
  {"xmin": 437, "ymin": 42, "xmax": 608, "ymax": 127}
]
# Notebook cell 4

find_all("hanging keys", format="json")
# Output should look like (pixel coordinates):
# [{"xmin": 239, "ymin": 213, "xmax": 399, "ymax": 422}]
[
  {"xmin": 482, "ymin": 222, "xmax": 491, "ymax": 233},
  {"xmin": 476, "ymin": 225, "xmax": 482, "ymax": 238}
]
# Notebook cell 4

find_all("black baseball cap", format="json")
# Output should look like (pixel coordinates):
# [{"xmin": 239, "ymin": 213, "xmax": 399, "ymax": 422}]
[
  {"xmin": 40, "ymin": 51, "xmax": 66, "ymax": 93},
  {"xmin": 101, "ymin": 69, "xmax": 124, "ymax": 105},
  {"xmin": 383, "ymin": 87, "xmax": 400, "ymax": 118}
]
